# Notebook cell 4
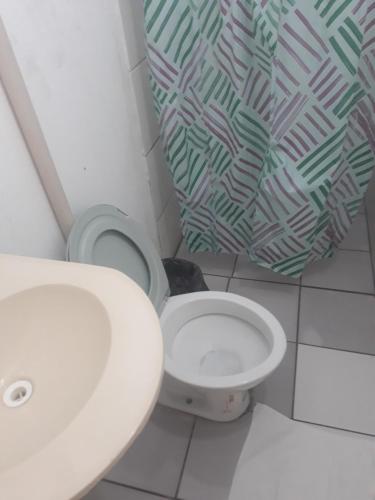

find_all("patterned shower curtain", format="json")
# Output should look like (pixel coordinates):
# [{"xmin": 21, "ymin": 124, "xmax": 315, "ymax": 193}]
[{"xmin": 145, "ymin": 0, "xmax": 375, "ymax": 277}]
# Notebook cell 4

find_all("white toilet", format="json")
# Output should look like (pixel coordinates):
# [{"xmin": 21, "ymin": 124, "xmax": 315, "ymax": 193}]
[{"xmin": 67, "ymin": 205, "xmax": 286, "ymax": 421}]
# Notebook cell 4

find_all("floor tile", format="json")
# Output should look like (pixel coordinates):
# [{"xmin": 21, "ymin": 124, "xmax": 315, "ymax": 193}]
[
  {"xmin": 299, "ymin": 288, "xmax": 375, "ymax": 355},
  {"xmin": 179, "ymin": 412, "xmax": 252, "ymax": 500},
  {"xmin": 106, "ymin": 405, "xmax": 194, "ymax": 497},
  {"xmin": 228, "ymin": 278, "xmax": 299, "ymax": 341},
  {"xmin": 301, "ymin": 250, "xmax": 374, "ymax": 293},
  {"xmin": 177, "ymin": 241, "xmax": 236, "ymax": 277},
  {"xmin": 84, "ymin": 481, "xmax": 164, "ymax": 500},
  {"xmin": 294, "ymin": 345, "xmax": 375, "ymax": 435},
  {"xmin": 339, "ymin": 214, "xmax": 369, "ymax": 251},
  {"xmin": 234, "ymin": 255, "xmax": 300, "ymax": 285},
  {"xmin": 252, "ymin": 342, "xmax": 297, "ymax": 418},
  {"xmin": 203, "ymin": 274, "xmax": 229, "ymax": 291}
]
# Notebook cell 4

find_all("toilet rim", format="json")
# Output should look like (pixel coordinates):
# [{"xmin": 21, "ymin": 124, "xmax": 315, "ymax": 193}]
[{"xmin": 160, "ymin": 291, "xmax": 287, "ymax": 391}]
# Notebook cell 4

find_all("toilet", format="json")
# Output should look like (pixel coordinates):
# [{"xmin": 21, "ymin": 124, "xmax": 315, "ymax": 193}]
[{"xmin": 67, "ymin": 205, "xmax": 286, "ymax": 421}]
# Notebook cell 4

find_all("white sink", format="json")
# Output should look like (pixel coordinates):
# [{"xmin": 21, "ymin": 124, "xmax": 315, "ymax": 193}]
[{"xmin": 0, "ymin": 254, "xmax": 163, "ymax": 499}]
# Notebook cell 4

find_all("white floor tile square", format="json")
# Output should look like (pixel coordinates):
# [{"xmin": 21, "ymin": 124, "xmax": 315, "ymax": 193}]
[
  {"xmin": 228, "ymin": 279, "xmax": 299, "ymax": 341},
  {"xmin": 301, "ymin": 250, "xmax": 374, "ymax": 293},
  {"xmin": 294, "ymin": 345, "xmax": 375, "ymax": 435},
  {"xmin": 84, "ymin": 481, "xmax": 163, "ymax": 500},
  {"xmin": 179, "ymin": 413, "xmax": 252, "ymax": 500},
  {"xmin": 177, "ymin": 242, "xmax": 236, "ymax": 277},
  {"xmin": 203, "ymin": 274, "xmax": 229, "ymax": 291},
  {"xmin": 299, "ymin": 288, "xmax": 375, "ymax": 354},
  {"xmin": 253, "ymin": 342, "xmax": 297, "ymax": 417},
  {"xmin": 234, "ymin": 255, "xmax": 299, "ymax": 285},
  {"xmin": 106, "ymin": 405, "xmax": 194, "ymax": 497},
  {"xmin": 339, "ymin": 214, "xmax": 369, "ymax": 251}
]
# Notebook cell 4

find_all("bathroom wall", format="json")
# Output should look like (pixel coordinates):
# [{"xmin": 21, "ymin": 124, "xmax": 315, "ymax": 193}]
[
  {"xmin": 0, "ymin": 0, "xmax": 181, "ymax": 259},
  {"xmin": 0, "ymin": 81, "xmax": 65, "ymax": 259},
  {"xmin": 117, "ymin": 0, "xmax": 182, "ymax": 257}
]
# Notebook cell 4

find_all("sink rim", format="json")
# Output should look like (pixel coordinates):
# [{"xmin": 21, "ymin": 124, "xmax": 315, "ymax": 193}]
[{"xmin": 0, "ymin": 254, "xmax": 163, "ymax": 500}]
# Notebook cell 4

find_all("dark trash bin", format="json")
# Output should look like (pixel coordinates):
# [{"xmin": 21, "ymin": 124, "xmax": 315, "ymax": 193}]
[{"xmin": 162, "ymin": 258, "xmax": 209, "ymax": 296}]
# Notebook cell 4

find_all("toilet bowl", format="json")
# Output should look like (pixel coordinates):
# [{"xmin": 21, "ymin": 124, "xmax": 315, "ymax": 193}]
[{"xmin": 67, "ymin": 205, "xmax": 287, "ymax": 421}]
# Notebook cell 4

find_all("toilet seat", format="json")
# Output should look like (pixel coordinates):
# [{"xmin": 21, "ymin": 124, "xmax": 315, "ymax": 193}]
[
  {"xmin": 67, "ymin": 205, "xmax": 287, "ymax": 421},
  {"xmin": 161, "ymin": 291, "xmax": 286, "ymax": 390},
  {"xmin": 66, "ymin": 205, "xmax": 169, "ymax": 313}
]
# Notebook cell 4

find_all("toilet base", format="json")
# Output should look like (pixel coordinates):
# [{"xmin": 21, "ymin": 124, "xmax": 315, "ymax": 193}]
[{"xmin": 158, "ymin": 373, "xmax": 251, "ymax": 422}]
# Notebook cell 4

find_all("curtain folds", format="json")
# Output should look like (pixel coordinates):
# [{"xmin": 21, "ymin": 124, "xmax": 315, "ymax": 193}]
[{"xmin": 145, "ymin": 0, "xmax": 375, "ymax": 276}]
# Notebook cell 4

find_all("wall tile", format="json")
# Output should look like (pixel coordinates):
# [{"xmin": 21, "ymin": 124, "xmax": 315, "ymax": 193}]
[
  {"xmin": 118, "ymin": 0, "xmax": 146, "ymax": 70},
  {"xmin": 147, "ymin": 139, "xmax": 174, "ymax": 219},
  {"xmin": 157, "ymin": 193, "xmax": 182, "ymax": 257},
  {"xmin": 130, "ymin": 59, "xmax": 160, "ymax": 155}
]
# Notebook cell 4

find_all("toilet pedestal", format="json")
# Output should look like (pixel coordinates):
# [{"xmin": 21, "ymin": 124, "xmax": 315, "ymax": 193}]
[
  {"xmin": 67, "ymin": 206, "xmax": 287, "ymax": 423},
  {"xmin": 158, "ymin": 372, "xmax": 251, "ymax": 422}
]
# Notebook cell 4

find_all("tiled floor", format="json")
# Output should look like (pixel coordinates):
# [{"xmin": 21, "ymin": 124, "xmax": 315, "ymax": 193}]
[{"xmin": 85, "ymin": 208, "xmax": 375, "ymax": 500}]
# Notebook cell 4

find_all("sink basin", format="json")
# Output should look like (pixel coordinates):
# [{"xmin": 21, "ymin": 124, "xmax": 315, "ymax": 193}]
[{"xmin": 0, "ymin": 254, "xmax": 163, "ymax": 499}]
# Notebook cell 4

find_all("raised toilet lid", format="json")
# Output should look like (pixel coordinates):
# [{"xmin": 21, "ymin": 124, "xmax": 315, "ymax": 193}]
[{"xmin": 66, "ymin": 205, "xmax": 169, "ymax": 313}]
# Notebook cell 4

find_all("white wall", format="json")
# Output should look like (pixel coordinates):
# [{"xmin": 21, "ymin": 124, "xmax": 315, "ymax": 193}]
[
  {"xmin": 0, "ymin": 81, "xmax": 65, "ymax": 259},
  {"xmin": 118, "ymin": 0, "xmax": 182, "ymax": 257},
  {"xmin": 0, "ymin": 0, "xmax": 181, "ymax": 259}
]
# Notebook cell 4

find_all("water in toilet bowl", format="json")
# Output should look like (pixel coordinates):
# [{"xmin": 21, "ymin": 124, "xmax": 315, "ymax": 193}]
[{"xmin": 171, "ymin": 313, "xmax": 270, "ymax": 378}]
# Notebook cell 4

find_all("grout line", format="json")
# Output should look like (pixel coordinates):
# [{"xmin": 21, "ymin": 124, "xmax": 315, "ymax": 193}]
[
  {"xmin": 157, "ymin": 189, "xmax": 176, "ymax": 222},
  {"xmin": 229, "ymin": 275, "xmax": 300, "ymax": 287},
  {"xmin": 336, "ymin": 247, "xmax": 371, "ymax": 254},
  {"xmin": 224, "ymin": 274, "xmax": 374, "ymax": 296},
  {"xmin": 102, "ymin": 479, "xmax": 175, "ymax": 499},
  {"xmin": 291, "ymin": 283, "xmax": 302, "ymax": 419},
  {"xmin": 144, "ymin": 134, "xmax": 160, "ymax": 157},
  {"xmin": 364, "ymin": 202, "xmax": 375, "ymax": 289},
  {"xmin": 174, "ymin": 416, "xmax": 197, "ymax": 499},
  {"xmin": 200, "ymin": 271, "xmax": 239, "ymax": 279},
  {"xmin": 297, "ymin": 341, "xmax": 375, "ymax": 358},
  {"xmin": 226, "ymin": 255, "xmax": 238, "ymax": 292},
  {"xmin": 339, "ymin": 247, "xmax": 369, "ymax": 253},
  {"xmin": 292, "ymin": 418, "xmax": 375, "ymax": 438},
  {"xmin": 300, "ymin": 283, "xmax": 375, "ymax": 296},
  {"xmin": 129, "ymin": 55, "xmax": 147, "ymax": 72},
  {"xmin": 231, "ymin": 254, "xmax": 238, "ymax": 276},
  {"xmin": 174, "ymin": 237, "xmax": 183, "ymax": 258}
]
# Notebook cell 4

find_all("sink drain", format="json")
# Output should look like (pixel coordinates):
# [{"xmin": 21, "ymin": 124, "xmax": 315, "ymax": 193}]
[{"xmin": 3, "ymin": 380, "xmax": 33, "ymax": 408}]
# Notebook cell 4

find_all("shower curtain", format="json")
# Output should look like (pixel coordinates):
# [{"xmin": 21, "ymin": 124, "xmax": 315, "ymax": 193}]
[{"xmin": 145, "ymin": 0, "xmax": 375, "ymax": 276}]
